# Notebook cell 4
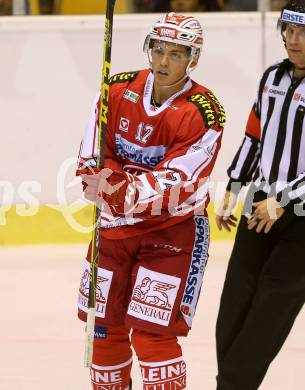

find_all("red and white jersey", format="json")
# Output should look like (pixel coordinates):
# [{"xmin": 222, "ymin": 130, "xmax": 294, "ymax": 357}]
[{"xmin": 77, "ymin": 69, "xmax": 225, "ymax": 239}]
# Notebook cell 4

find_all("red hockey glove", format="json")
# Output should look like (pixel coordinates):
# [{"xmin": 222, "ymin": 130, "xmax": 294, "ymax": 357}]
[
  {"xmin": 82, "ymin": 169, "xmax": 139, "ymax": 215},
  {"xmin": 101, "ymin": 170, "xmax": 139, "ymax": 215}
]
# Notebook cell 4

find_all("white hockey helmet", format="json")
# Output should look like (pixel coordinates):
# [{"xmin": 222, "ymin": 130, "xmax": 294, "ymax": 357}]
[{"xmin": 143, "ymin": 12, "xmax": 203, "ymax": 61}]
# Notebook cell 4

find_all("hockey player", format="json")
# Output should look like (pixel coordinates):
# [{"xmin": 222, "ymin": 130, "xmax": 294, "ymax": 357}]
[{"xmin": 77, "ymin": 13, "xmax": 225, "ymax": 389}]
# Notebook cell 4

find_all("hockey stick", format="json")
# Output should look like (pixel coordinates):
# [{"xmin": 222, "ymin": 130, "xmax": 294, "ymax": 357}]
[{"xmin": 84, "ymin": 0, "xmax": 116, "ymax": 368}]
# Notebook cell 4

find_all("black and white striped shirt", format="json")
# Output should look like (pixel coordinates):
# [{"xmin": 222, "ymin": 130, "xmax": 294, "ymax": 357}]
[{"xmin": 227, "ymin": 59, "xmax": 305, "ymax": 209}]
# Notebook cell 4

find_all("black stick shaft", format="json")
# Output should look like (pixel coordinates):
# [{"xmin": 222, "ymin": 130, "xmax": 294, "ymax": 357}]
[{"xmin": 85, "ymin": 0, "xmax": 116, "ymax": 368}]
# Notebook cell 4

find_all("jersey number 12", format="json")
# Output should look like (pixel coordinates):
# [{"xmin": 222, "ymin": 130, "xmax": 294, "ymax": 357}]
[{"xmin": 135, "ymin": 122, "xmax": 154, "ymax": 144}]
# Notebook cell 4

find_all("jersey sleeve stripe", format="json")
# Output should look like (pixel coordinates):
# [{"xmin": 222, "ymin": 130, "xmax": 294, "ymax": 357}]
[
  {"xmin": 163, "ymin": 129, "xmax": 221, "ymax": 181},
  {"xmin": 245, "ymin": 107, "xmax": 260, "ymax": 140}
]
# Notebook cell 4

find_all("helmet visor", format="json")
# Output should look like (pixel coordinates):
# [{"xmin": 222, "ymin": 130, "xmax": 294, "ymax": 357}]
[{"xmin": 278, "ymin": 8, "xmax": 305, "ymax": 41}]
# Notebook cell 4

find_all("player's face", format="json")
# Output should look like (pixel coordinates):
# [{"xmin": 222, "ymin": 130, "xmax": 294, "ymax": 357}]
[
  {"xmin": 151, "ymin": 41, "xmax": 191, "ymax": 87},
  {"xmin": 284, "ymin": 24, "xmax": 305, "ymax": 69}
]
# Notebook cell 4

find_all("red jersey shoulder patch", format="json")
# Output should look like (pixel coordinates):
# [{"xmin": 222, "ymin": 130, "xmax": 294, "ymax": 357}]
[
  {"xmin": 110, "ymin": 71, "xmax": 139, "ymax": 85},
  {"xmin": 187, "ymin": 91, "xmax": 226, "ymax": 130}
]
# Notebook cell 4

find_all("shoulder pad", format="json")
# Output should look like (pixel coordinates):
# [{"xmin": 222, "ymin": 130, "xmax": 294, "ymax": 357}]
[
  {"xmin": 187, "ymin": 92, "xmax": 226, "ymax": 129},
  {"xmin": 110, "ymin": 71, "xmax": 138, "ymax": 85}
]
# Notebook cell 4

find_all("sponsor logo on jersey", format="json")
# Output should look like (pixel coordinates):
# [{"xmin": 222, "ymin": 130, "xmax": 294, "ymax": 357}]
[
  {"xmin": 206, "ymin": 92, "xmax": 226, "ymax": 129},
  {"xmin": 293, "ymin": 93, "xmax": 305, "ymax": 103},
  {"xmin": 128, "ymin": 267, "xmax": 181, "ymax": 326},
  {"xmin": 188, "ymin": 93, "xmax": 225, "ymax": 129},
  {"xmin": 141, "ymin": 360, "xmax": 186, "ymax": 386},
  {"xmin": 159, "ymin": 27, "xmax": 176, "ymax": 38},
  {"xmin": 282, "ymin": 10, "xmax": 305, "ymax": 25},
  {"xmin": 123, "ymin": 89, "xmax": 139, "ymax": 103},
  {"xmin": 119, "ymin": 117, "xmax": 130, "ymax": 132},
  {"xmin": 181, "ymin": 216, "xmax": 209, "ymax": 327},
  {"xmin": 115, "ymin": 134, "xmax": 166, "ymax": 167},
  {"xmin": 263, "ymin": 85, "xmax": 286, "ymax": 97},
  {"xmin": 78, "ymin": 261, "xmax": 113, "ymax": 319},
  {"xmin": 94, "ymin": 326, "xmax": 108, "ymax": 339},
  {"xmin": 294, "ymin": 93, "xmax": 301, "ymax": 101},
  {"xmin": 268, "ymin": 88, "xmax": 285, "ymax": 96},
  {"xmin": 109, "ymin": 71, "xmax": 138, "ymax": 84}
]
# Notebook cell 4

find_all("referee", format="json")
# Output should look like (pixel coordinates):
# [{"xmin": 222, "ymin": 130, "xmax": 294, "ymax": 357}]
[{"xmin": 215, "ymin": 1, "xmax": 305, "ymax": 389}]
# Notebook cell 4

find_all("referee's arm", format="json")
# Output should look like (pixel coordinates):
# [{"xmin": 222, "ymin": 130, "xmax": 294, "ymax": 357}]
[{"xmin": 216, "ymin": 106, "xmax": 261, "ymax": 231}]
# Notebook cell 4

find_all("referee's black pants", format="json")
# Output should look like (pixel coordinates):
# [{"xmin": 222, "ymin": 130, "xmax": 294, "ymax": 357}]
[{"xmin": 216, "ymin": 213, "xmax": 305, "ymax": 390}]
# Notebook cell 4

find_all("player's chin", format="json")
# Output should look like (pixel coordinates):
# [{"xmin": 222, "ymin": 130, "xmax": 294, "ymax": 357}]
[
  {"xmin": 287, "ymin": 49, "xmax": 303, "ymax": 60},
  {"xmin": 154, "ymin": 76, "xmax": 171, "ymax": 86}
]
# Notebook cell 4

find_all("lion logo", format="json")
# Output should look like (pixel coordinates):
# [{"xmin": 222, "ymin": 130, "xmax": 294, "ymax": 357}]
[
  {"xmin": 132, "ymin": 277, "xmax": 176, "ymax": 309},
  {"xmin": 79, "ymin": 269, "xmax": 89, "ymax": 295},
  {"xmin": 79, "ymin": 269, "xmax": 108, "ymax": 304},
  {"xmin": 96, "ymin": 275, "xmax": 109, "ymax": 303}
]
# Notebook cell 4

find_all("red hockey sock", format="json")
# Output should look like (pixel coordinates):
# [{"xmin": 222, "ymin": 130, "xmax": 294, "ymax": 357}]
[
  {"xmin": 131, "ymin": 329, "xmax": 186, "ymax": 389},
  {"xmin": 91, "ymin": 325, "xmax": 132, "ymax": 390}
]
